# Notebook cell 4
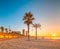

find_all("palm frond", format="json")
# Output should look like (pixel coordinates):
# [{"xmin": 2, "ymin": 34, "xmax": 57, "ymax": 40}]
[
  {"xmin": 32, "ymin": 23, "xmax": 41, "ymax": 29},
  {"xmin": 23, "ymin": 12, "xmax": 35, "ymax": 25}
]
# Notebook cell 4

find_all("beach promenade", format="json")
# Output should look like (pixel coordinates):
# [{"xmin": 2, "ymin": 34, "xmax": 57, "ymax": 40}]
[{"xmin": 0, "ymin": 37, "xmax": 60, "ymax": 49}]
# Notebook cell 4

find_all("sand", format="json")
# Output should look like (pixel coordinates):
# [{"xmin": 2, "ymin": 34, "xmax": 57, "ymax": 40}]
[{"xmin": 0, "ymin": 37, "xmax": 60, "ymax": 49}]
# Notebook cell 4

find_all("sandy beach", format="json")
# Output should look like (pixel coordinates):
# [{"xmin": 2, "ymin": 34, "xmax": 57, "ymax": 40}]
[{"xmin": 0, "ymin": 37, "xmax": 60, "ymax": 49}]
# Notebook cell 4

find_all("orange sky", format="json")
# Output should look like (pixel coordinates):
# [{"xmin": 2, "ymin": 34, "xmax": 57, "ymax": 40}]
[{"xmin": 30, "ymin": 23, "xmax": 60, "ymax": 37}]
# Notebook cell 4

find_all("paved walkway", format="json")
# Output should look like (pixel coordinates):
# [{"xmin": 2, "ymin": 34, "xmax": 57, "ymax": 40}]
[{"xmin": 0, "ymin": 38, "xmax": 60, "ymax": 49}]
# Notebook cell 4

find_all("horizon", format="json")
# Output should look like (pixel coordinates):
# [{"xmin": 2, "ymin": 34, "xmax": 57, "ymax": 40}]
[{"xmin": 0, "ymin": 0, "xmax": 60, "ymax": 36}]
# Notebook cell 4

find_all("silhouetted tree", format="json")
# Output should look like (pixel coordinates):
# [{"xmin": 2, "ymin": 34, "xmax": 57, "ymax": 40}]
[
  {"xmin": 9, "ymin": 29, "xmax": 11, "ymax": 33},
  {"xmin": 0, "ymin": 26, "xmax": 4, "ymax": 33},
  {"xmin": 23, "ymin": 12, "xmax": 34, "ymax": 40},
  {"xmin": 33, "ymin": 23, "xmax": 41, "ymax": 40},
  {"xmin": 5, "ymin": 28, "xmax": 8, "ymax": 33}
]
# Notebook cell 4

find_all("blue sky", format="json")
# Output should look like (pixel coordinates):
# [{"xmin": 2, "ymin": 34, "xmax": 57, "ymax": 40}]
[{"xmin": 0, "ymin": 0, "xmax": 60, "ymax": 36}]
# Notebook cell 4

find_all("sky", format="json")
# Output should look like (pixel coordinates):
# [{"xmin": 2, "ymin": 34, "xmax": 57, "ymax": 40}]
[{"xmin": 0, "ymin": 0, "xmax": 60, "ymax": 36}]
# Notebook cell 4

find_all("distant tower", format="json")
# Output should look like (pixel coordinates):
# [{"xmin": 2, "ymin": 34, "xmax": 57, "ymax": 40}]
[
  {"xmin": 9, "ymin": 26, "xmax": 11, "ymax": 33},
  {"xmin": 22, "ymin": 29, "xmax": 25, "ymax": 36}
]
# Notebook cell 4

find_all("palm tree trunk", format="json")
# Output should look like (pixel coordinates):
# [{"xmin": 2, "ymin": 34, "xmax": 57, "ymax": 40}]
[
  {"xmin": 28, "ymin": 24, "xmax": 30, "ymax": 41},
  {"xmin": 36, "ymin": 27, "xmax": 37, "ymax": 40}
]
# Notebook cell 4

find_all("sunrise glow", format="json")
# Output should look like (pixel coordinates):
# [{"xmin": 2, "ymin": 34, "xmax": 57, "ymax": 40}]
[
  {"xmin": 0, "ymin": 0, "xmax": 60, "ymax": 38},
  {"xmin": 52, "ymin": 34, "xmax": 56, "ymax": 37}
]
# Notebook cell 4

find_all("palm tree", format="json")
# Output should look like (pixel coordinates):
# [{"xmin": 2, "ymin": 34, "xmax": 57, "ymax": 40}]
[
  {"xmin": 23, "ymin": 12, "xmax": 34, "ymax": 40},
  {"xmin": 5, "ymin": 28, "xmax": 8, "ymax": 33},
  {"xmin": 33, "ymin": 23, "xmax": 41, "ymax": 40},
  {"xmin": 0, "ymin": 26, "xmax": 4, "ymax": 33},
  {"xmin": 9, "ymin": 29, "xmax": 11, "ymax": 33}
]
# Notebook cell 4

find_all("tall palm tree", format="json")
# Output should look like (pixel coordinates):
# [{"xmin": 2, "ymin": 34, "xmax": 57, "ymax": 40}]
[
  {"xmin": 0, "ymin": 26, "xmax": 4, "ymax": 33},
  {"xmin": 5, "ymin": 28, "xmax": 8, "ymax": 33},
  {"xmin": 33, "ymin": 23, "xmax": 41, "ymax": 40},
  {"xmin": 23, "ymin": 12, "xmax": 34, "ymax": 40}
]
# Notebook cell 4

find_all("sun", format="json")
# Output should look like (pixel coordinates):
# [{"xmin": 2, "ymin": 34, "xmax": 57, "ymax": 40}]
[
  {"xmin": 52, "ymin": 34, "xmax": 56, "ymax": 37},
  {"xmin": 51, "ymin": 34, "xmax": 57, "ymax": 39},
  {"xmin": 51, "ymin": 34, "xmax": 60, "ymax": 39}
]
